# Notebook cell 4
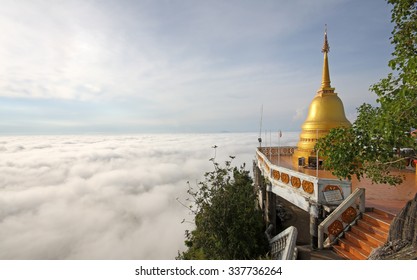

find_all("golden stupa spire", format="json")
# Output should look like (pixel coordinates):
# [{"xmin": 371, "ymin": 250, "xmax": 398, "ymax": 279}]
[
  {"xmin": 320, "ymin": 25, "xmax": 332, "ymax": 90},
  {"xmin": 322, "ymin": 25, "xmax": 330, "ymax": 53},
  {"xmin": 292, "ymin": 26, "xmax": 351, "ymax": 167},
  {"xmin": 319, "ymin": 26, "xmax": 334, "ymax": 92}
]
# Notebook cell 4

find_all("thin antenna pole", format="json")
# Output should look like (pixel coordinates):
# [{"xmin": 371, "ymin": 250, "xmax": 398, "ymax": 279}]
[
  {"xmin": 269, "ymin": 130, "xmax": 272, "ymax": 160},
  {"xmin": 278, "ymin": 130, "xmax": 281, "ymax": 166},
  {"xmin": 258, "ymin": 105, "xmax": 263, "ymax": 148}
]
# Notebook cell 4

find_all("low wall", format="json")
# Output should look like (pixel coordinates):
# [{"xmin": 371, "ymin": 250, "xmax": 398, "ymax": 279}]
[{"xmin": 256, "ymin": 148, "xmax": 351, "ymax": 215}]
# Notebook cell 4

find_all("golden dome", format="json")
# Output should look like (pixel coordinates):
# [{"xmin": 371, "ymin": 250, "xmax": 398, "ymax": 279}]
[
  {"xmin": 302, "ymin": 92, "xmax": 351, "ymax": 130},
  {"xmin": 293, "ymin": 28, "xmax": 351, "ymax": 165}
]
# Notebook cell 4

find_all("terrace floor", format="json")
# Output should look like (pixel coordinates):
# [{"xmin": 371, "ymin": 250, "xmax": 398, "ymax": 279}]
[{"xmin": 261, "ymin": 149, "xmax": 417, "ymax": 215}]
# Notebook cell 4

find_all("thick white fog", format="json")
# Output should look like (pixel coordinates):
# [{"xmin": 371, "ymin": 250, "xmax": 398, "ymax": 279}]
[{"xmin": 0, "ymin": 132, "xmax": 298, "ymax": 259}]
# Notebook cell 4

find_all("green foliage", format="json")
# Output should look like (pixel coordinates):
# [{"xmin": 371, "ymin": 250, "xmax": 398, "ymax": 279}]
[
  {"xmin": 177, "ymin": 160, "xmax": 269, "ymax": 260},
  {"xmin": 316, "ymin": 0, "xmax": 417, "ymax": 185}
]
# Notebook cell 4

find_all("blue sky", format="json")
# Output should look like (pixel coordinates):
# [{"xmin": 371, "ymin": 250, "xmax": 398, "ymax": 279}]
[{"xmin": 0, "ymin": 0, "xmax": 394, "ymax": 134}]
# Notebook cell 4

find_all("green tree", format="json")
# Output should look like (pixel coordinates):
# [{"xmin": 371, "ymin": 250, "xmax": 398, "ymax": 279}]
[
  {"xmin": 177, "ymin": 159, "xmax": 269, "ymax": 260},
  {"xmin": 316, "ymin": 0, "xmax": 417, "ymax": 185}
]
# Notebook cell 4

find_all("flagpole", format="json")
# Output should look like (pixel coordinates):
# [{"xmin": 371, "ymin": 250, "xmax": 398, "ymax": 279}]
[
  {"xmin": 316, "ymin": 129, "xmax": 319, "ymax": 177},
  {"xmin": 278, "ymin": 130, "xmax": 281, "ymax": 166},
  {"xmin": 269, "ymin": 130, "xmax": 272, "ymax": 160}
]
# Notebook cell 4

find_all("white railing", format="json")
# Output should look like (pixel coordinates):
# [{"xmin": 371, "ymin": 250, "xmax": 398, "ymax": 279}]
[
  {"xmin": 317, "ymin": 188, "xmax": 366, "ymax": 249},
  {"xmin": 256, "ymin": 148, "xmax": 351, "ymax": 213},
  {"xmin": 258, "ymin": 146, "xmax": 296, "ymax": 157},
  {"xmin": 256, "ymin": 149, "xmax": 318, "ymax": 212},
  {"xmin": 269, "ymin": 226, "xmax": 298, "ymax": 260}
]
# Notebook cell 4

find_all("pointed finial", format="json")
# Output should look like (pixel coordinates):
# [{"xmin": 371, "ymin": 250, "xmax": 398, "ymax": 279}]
[
  {"xmin": 322, "ymin": 24, "xmax": 330, "ymax": 53},
  {"xmin": 320, "ymin": 24, "xmax": 332, "ymax": 89}
]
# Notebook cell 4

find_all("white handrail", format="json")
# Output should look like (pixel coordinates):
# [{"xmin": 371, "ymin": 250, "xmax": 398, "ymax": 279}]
[
  {"xmin": 269, "ymin": 226, "xmax": 298, "ymax": 260},
  {"xmin": 317, "ymin": 188, "xmax": 365, "ymax": 249}
]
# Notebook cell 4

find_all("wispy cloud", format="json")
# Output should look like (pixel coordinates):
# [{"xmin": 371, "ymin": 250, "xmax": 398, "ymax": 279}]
[
  {"xmin": 0, "ymin": 0, "xmax": 392, "ymax": 133},
  {"xmin": 292, "ymin": 105, "xmax": 307, "ymax": 121}
]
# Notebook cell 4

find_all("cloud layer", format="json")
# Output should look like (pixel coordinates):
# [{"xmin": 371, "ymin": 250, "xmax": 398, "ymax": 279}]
[{"xmin": 0, "ymin": 132, "xmax": 299, "ymax": 259}]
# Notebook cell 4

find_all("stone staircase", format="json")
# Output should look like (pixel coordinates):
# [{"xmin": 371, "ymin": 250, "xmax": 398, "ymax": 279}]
[{"xmin": 333, "ymin": 208, "xmax": 395, "ymax": 260}]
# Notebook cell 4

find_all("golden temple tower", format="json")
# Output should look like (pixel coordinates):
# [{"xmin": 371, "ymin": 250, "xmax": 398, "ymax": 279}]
[{"xmin": 293, "ymin": 28, "xmax": 351, "ymax": 167}]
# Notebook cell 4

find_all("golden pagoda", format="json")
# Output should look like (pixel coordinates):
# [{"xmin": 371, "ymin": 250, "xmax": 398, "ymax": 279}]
[{"xmin": 293, "ymin": 28, "xmax": 351, "ymax": 167}]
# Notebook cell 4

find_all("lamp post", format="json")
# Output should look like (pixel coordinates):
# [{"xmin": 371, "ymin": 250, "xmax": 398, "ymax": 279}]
[
  {"xmin": 316, "ymin": 129, "xmax": 319, "ymax": 177},
  {"xmin": 316, "ymin": 147, "xmax": 320, "ymax": 177}
]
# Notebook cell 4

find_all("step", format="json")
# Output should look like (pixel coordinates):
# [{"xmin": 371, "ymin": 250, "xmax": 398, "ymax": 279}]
[
  {"xmin": 331, "ymin": 208, "xmax": 395, "ymax": 260},
  {"xmin": 350, "ymin": 225, "xmax": 386, "ymax": 247},
  {"xmin": 332, "ymin": 226, "xmax": 384, "ymax": 260},
  {"xmin": 297, "ymin": 245, "xmax": 346, "ymax": 260},
  {"xmin": 372, "ymin": 208, "xmax": 396, "ymax": 220},
  {"xmin": 344, "ymin": 231, "xmax": 378, "ymax": 255},
  {"xmin": 362, "ymin": 212, "xmax": 392, "ymax": 231},
  {"xmin": 337, "ymin": 238, "xmax": 368, "ymax": 260},
  {"xmin": 332, "ymin": 244, "xmax": 358, "ymax": 260},
  {"xmin": 357, "ymin": 219, "xmax": 389, "ymax": 240}
]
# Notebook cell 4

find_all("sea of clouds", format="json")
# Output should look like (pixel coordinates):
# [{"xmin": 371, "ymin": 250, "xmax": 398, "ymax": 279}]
[{"xmin": 0, "ymin": 132, "xmax": 298, "ymax": 259}]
